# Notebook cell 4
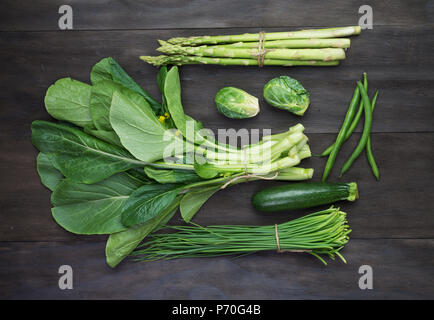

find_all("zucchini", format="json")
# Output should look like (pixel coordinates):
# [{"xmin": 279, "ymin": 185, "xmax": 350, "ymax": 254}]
[{"xmin": 252, "ymin": 182, "xmax": 358, "ymax": 212}]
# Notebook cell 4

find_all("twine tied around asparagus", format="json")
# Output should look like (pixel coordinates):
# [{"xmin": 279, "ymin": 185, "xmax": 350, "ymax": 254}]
[
  {"xmin": 220, "ymin": 147, "xmax": 279, "ymax": 189},
  {"xmin": 254, "ymin": 31, "xmax": 267, "ymax": 67},
  {"xmin": 274, "ymin": 224, "xmax": 311, "ymax": 253}
]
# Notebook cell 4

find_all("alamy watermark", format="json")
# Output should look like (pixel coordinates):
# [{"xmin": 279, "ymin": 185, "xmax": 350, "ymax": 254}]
[
  {"xmin": 58, "ymin": 265, "xmax": 73, "ymax": 290},
  {"xmin": 358, "ymin": 265, "xmax": 373, "ymax": 290},
  {"xmin": 358, "ymin": 5, "xmax": 373, "ymax": 29},
  {"xmin": 58, "ymin": 5, "xmax": 73, "ymax": 30},
  {"xmin": 161, "ymin": 120, "xmax": 281, "ymax": 175}
]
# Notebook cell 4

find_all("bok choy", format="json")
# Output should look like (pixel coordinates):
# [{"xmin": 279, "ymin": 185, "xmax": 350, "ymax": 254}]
[{"xmin": 32, "ymin": 57, "xmax": 314, "ymax": 267}]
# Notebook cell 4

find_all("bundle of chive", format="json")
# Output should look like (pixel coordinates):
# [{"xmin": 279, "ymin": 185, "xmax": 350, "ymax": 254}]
[
  {"xmin": 132, "ymin": 206, "xmax": 351, "ymax": 265},
  {"xmin": 321, "ymin": 73, "xmax": 380, "ymax": 181},
  {"xmin": 140, "ymin": 26, "xmax": 362, "ymax": 67}
]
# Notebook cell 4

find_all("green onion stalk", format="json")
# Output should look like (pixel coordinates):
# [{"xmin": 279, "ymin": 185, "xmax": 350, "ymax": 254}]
[{"xmin": 132, "ymin": 206, "xmax": 351, "ymax": 266}]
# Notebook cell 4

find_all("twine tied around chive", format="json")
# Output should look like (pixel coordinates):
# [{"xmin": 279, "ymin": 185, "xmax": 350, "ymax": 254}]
[
  {"xmin": 274, "ymin": 224, "xmax": 311, "ymax": 253},
  {"xmin": 220, "ymin": 147, "xmax": 279, "ymax": 189}
]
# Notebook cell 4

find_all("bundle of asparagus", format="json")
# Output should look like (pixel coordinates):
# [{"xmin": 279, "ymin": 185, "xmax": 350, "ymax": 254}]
[{"xmin": 141, "ymin": 26, "xmax": 361, "ymax": 67}]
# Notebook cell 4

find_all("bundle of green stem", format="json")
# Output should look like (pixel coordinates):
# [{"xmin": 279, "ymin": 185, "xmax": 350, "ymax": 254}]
[
  {"xmin": 140, "ymin": 26, "xmax": 361, "ymax": 67},
  {"xmin": 132, "ymin": 206, "xmax": 351, "ymax": 265},
  {"xmin": 191, "ymin": 123, "xmax": 312, "ymax": 178}
]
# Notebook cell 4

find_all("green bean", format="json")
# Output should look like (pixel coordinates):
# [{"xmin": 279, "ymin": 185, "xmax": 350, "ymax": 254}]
[
  {"xmin": 339, "ymin": 82, "xmax": 373, "ymax": 177},
  {"xmin": 321, "ymin": 85, "xmax": 361, "ymax": 182},
  {"xmin": 366, "ymin": 91, "xmax": 380, "ymax": 180},
  {"xmin": 319, "ymin": 73, "xmax": 368, "ymax": 157},
  {"xmin": 366, "ymin": 138, "xmax": 379, "ymax": 180}
]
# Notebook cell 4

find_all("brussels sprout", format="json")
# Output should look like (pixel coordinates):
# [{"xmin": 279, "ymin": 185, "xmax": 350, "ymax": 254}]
[
  {"xmin": 263, "ymin": 76, "xmax": 310, "ymax": 116},
  {"xmin": 215, "ymin": 87, "xmax": 259, "ymax": 119}
]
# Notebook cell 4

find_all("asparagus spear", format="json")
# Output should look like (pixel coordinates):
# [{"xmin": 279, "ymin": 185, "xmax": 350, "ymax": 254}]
[
  {"xmin": 140, "ymin": 55, "xmax": 340, "ymax": 67},
  {"xmin": 167, "ymin": 26, "xmax": 361, "ymax": 46},
  {"xmin": 157, "ymin": 42, "xmax": 346, "ymax": 61},
  {"xmin": 219, "ymin": 38, "xmax": 351, "ymax": 49}
]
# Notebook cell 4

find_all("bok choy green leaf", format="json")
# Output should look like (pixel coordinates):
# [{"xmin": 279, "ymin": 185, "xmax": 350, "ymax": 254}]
[
  {"xmin": 36, "ymin": 153, "xmax": 63, "ymax": 191},
  {"xmin": 110, "ymin": 91, "xmax": 181, "ymax": 163},
  {"xmin": 90, "ymin": 57, "xmax": 162, "ymax": 114},
  {"xmin": 121, "ymin": 183, "xmax": 184, "ymax": 227},
  {"xmin": 180, "ymin": 186, "xmax": 220, "ymax": 222},
  {"xmin": 31, "ymin": 120, "xmax": 143, "ymax": 184},
  {"xmin": 51, "ymin": 172, "xmax": 145, "ymax": 234},
  {"xmin": 44, "ymin": 78, "xmax": 94, "ymax": 128},
  {"xmin": 105, "ymin": 197, "xmax": 180, "ymax": 267},
  {"xmin": 144, "ymin": 166, "xmax": 202, "ymax": 184}
]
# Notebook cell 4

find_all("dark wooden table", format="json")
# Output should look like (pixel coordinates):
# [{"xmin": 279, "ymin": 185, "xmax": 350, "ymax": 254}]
[{"xmin": 1, "ymin": 0, "xmax": 433, "ymax": 299}]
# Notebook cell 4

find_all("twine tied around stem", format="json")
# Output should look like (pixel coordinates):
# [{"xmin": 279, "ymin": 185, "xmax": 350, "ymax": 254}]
[
  {"xmin": 220, "ymin": 171, "xmax": 279, "ymax": 189},
  {"xmin": 274, "ymin": 224, "xmax": 311, "ymax": 253},
  {"xmin": 253, "ymin": 31, "xmax": 267, "ymax": 67},
  {"xmin": 220, "ymin": 147, "xmax": 279, "ymax": 189}
]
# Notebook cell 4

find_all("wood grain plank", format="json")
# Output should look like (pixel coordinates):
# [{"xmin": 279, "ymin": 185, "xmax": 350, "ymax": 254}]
[
  {"xmin": 1, "ymin": 239, "xmax": 433, "ymax": 299},
  {"xmin": 1, "ymin": 26, "xmax": 434, "ymax": 136},
  {"xmin": 1, "ymin": 0, "xmax": 433, "ymax": 31},
  {"xmin": 1, "ymin": 0, "xmax": 433, "ymax": 302},
  {"xmin": 1, "ymin": 132, "xmax": 432, "ymax": 241}
]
